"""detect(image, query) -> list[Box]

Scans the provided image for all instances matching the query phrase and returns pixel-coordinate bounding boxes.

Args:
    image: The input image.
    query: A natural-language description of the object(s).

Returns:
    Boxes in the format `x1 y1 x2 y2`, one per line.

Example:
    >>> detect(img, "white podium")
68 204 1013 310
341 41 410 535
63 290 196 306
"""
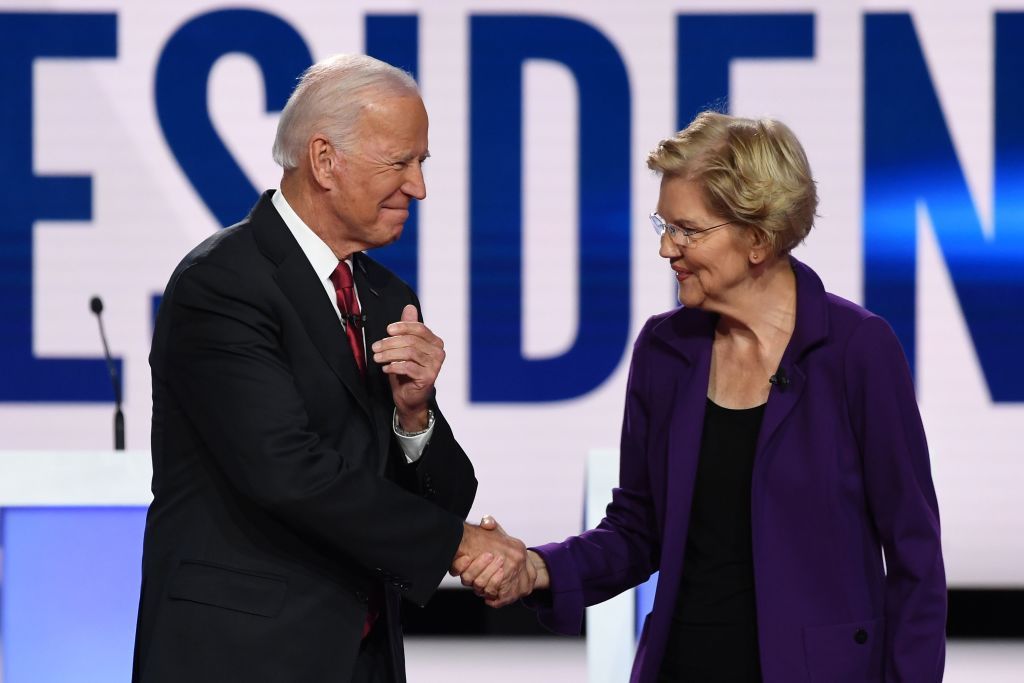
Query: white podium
0 450 153 506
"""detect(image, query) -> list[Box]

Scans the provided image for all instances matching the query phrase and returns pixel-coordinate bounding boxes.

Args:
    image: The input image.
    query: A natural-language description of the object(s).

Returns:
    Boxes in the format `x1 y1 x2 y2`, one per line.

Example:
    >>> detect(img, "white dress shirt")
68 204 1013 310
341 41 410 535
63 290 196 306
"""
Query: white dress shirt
271 189 433 463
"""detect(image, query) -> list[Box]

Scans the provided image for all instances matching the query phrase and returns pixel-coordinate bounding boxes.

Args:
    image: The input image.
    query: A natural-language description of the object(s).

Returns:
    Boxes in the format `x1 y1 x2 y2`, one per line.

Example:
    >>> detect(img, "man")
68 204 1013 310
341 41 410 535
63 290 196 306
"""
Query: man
133 54 530 683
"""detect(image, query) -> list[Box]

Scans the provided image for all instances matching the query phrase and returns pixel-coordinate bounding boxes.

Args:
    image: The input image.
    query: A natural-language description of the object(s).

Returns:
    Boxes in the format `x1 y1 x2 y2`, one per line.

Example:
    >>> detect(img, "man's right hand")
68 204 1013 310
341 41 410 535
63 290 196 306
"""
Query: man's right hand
450 516 543 607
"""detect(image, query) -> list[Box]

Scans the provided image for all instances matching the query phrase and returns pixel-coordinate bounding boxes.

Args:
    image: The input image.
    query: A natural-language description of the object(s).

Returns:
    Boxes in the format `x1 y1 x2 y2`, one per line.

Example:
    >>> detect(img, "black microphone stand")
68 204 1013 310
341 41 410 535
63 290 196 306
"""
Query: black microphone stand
90 296 125 450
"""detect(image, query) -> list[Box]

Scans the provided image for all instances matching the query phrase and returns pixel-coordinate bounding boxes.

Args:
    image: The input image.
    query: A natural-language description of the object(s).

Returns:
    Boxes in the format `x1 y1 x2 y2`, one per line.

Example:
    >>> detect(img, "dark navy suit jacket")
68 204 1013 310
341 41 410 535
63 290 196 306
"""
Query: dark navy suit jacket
533 258 945 683
134 192 476 682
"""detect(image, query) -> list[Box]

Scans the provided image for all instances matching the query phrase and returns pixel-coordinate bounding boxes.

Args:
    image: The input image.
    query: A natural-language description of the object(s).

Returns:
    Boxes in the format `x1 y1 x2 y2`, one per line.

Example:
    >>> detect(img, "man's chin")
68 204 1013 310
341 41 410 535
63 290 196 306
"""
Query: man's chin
368 224 404 249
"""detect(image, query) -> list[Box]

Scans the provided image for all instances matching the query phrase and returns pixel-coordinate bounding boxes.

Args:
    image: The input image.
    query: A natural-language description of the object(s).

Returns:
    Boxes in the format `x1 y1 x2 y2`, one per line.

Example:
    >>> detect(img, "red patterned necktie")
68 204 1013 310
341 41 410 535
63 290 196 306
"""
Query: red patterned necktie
329 261 366 380
329 261 380 637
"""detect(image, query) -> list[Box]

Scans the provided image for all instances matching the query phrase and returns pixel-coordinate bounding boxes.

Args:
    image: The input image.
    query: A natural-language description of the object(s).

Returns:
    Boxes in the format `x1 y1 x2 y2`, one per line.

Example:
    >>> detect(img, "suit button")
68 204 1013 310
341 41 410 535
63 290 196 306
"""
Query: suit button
854 628 868 644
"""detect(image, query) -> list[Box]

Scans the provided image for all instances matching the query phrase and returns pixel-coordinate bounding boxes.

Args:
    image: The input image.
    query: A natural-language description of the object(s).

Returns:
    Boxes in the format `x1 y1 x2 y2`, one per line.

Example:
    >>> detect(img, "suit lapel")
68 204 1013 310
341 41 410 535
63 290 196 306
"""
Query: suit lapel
251 191 373 422
353 253 397 476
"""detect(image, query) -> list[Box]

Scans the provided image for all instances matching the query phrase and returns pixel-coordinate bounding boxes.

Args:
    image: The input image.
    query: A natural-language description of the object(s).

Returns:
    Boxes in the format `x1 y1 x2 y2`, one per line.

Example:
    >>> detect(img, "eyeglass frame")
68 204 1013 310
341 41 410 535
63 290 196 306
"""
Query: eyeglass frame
649 212 733 247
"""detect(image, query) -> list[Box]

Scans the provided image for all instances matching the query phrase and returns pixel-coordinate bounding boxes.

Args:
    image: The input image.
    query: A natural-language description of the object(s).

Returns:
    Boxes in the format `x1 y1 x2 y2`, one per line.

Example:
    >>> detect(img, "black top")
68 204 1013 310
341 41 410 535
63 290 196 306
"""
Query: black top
657 398 766 683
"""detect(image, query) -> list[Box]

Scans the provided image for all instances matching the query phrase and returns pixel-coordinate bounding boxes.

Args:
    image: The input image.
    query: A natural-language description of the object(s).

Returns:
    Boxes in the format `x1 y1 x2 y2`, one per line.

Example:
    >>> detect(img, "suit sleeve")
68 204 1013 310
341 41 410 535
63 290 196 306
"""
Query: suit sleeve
527 319 662 634
403 406 476 518
844 316 946 682
159 262 463 606
390 291 477 519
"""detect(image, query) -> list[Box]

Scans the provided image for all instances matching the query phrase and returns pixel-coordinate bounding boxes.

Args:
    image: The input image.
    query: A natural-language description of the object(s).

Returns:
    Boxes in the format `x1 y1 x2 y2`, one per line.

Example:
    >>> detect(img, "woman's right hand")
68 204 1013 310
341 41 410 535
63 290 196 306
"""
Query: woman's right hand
527 550 549 591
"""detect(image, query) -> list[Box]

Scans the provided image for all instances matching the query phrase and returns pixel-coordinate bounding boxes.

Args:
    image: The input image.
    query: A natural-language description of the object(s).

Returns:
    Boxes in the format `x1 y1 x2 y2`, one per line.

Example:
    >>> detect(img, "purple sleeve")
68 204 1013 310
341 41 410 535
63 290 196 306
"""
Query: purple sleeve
526 320 662 634
844 316 946 681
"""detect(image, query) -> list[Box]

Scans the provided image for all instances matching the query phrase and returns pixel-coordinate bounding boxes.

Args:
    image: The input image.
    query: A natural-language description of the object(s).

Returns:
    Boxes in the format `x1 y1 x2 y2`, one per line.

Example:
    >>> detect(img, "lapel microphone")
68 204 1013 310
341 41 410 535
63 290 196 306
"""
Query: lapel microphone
769 367 790 390
342 312 367 327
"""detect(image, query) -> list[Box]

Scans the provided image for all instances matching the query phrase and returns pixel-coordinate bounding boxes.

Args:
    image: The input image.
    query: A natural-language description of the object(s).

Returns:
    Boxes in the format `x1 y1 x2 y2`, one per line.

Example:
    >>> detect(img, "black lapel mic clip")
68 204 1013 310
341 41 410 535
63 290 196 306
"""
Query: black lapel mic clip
769 367 790 390
342 312 367 327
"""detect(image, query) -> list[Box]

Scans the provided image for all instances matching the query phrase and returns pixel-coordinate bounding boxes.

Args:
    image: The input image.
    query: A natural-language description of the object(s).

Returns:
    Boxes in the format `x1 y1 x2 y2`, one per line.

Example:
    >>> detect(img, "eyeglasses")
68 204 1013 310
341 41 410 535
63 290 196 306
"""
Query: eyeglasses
649 212 732 247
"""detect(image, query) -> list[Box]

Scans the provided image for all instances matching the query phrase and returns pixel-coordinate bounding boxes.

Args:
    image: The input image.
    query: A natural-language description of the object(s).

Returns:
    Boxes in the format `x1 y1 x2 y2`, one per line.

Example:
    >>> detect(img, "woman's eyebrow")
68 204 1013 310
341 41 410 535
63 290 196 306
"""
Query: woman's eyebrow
664 214 695 226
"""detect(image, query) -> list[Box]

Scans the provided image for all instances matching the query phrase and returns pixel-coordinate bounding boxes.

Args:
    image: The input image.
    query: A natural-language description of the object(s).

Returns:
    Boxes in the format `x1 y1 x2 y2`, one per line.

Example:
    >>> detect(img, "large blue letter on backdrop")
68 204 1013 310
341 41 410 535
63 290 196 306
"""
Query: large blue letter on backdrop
156 9 312 228
865 13 1024 401
469 16 631 402
0 13 119 402
676 13 814 126
365 14 421 291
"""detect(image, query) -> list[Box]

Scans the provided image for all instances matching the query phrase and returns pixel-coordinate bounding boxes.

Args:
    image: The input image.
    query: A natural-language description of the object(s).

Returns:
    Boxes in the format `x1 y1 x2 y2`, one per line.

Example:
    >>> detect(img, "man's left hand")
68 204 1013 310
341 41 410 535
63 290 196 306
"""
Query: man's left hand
372 304 444 430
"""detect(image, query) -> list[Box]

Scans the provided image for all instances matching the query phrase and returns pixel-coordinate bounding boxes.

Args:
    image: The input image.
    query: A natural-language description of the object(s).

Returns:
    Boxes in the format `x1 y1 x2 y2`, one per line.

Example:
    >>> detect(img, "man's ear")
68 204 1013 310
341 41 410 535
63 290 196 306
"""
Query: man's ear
308 134 338 190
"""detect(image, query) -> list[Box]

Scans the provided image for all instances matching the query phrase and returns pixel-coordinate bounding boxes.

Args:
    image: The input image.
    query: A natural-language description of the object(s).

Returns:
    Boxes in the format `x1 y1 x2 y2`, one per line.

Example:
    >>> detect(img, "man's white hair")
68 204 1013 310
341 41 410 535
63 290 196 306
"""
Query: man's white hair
272 54 420 170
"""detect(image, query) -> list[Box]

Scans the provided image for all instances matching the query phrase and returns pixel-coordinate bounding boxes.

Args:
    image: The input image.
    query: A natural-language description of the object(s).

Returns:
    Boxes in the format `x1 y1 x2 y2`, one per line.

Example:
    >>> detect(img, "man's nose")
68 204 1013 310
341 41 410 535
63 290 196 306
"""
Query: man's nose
403 162 426 200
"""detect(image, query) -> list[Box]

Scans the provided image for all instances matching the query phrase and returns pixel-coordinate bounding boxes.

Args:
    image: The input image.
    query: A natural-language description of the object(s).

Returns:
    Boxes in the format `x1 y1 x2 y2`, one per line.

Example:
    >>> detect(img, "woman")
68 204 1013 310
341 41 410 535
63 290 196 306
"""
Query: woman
464 112 946 682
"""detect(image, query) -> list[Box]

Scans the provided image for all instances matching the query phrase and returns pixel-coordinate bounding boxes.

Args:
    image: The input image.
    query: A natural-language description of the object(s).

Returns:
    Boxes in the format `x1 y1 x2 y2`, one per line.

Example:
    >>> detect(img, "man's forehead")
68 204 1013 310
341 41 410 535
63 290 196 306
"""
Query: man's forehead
356 97 427 142
360 94 426 123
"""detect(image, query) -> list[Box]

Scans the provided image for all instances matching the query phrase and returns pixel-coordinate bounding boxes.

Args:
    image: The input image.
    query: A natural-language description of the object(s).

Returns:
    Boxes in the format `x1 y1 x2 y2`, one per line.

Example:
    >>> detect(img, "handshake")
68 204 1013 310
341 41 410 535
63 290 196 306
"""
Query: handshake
450 516 549 607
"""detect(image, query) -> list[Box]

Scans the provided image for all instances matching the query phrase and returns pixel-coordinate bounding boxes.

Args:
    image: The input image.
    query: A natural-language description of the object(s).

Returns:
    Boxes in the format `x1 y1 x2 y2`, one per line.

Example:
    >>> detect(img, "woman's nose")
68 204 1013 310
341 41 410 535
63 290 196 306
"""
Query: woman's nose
659 231 682 259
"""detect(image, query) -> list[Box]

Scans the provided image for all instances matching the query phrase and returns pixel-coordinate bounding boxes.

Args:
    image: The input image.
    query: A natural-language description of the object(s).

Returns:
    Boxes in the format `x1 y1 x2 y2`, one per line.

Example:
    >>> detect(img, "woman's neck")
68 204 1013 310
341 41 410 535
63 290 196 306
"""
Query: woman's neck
713 256 797 350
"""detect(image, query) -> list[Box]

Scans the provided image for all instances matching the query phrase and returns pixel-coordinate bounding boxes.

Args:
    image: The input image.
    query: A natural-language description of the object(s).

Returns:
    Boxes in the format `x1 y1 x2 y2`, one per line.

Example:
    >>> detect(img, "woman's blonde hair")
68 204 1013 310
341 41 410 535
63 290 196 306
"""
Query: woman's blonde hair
647 111 818 255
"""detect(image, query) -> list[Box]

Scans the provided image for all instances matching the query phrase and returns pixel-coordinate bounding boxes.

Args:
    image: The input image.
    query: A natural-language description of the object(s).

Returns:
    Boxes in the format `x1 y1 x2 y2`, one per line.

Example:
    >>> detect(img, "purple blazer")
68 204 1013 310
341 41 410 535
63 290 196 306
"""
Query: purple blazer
532 259 946 682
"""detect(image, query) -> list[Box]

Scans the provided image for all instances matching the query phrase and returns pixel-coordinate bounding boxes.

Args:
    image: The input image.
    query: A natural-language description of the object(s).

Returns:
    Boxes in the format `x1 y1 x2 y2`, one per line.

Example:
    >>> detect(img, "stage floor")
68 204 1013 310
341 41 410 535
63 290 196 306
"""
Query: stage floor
0 636 1018 680
404 637 1024 681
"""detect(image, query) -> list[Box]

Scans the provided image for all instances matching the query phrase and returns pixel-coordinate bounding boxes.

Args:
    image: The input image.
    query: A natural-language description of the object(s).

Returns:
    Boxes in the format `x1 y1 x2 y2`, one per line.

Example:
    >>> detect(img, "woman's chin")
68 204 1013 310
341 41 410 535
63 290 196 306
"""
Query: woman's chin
676 285 704 309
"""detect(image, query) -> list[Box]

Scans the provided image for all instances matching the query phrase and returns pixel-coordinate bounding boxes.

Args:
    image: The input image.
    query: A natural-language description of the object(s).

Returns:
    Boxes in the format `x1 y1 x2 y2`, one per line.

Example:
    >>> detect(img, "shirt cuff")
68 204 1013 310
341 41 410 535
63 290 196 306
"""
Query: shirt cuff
393 408 435 463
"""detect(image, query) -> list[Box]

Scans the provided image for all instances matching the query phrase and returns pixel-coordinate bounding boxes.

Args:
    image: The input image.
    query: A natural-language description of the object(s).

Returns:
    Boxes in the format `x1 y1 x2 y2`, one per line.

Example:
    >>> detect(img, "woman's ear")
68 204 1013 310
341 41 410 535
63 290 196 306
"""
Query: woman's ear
749 229 770 265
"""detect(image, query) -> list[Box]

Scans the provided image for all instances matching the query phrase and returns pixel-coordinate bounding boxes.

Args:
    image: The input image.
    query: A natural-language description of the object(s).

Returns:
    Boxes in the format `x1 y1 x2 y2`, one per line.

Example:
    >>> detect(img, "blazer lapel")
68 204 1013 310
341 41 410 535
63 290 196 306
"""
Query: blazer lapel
755 257 829 461
755 356 806 461
663 344 711 558
251 191 373 421
650 311 715 586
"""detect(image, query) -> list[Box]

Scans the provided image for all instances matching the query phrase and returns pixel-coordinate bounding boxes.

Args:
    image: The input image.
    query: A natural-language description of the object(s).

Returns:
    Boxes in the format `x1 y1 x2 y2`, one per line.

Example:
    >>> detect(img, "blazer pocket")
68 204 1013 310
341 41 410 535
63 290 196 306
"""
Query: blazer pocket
168 560 288 618
803 617 885 683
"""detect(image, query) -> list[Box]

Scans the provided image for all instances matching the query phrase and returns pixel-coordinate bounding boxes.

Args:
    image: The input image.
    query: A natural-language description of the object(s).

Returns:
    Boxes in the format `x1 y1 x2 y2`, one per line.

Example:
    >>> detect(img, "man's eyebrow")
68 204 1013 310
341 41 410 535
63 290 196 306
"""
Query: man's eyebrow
395 151 431 163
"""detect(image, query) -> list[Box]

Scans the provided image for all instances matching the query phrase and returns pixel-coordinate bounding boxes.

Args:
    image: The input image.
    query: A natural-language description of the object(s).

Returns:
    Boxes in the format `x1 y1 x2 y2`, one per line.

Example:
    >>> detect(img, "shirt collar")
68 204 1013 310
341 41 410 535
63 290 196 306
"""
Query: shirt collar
271 188 345 281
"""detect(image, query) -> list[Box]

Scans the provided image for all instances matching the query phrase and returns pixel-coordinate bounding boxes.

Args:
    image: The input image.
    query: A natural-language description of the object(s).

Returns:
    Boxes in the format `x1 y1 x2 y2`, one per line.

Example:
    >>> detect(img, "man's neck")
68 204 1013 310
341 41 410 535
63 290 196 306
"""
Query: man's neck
279 173 357 260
